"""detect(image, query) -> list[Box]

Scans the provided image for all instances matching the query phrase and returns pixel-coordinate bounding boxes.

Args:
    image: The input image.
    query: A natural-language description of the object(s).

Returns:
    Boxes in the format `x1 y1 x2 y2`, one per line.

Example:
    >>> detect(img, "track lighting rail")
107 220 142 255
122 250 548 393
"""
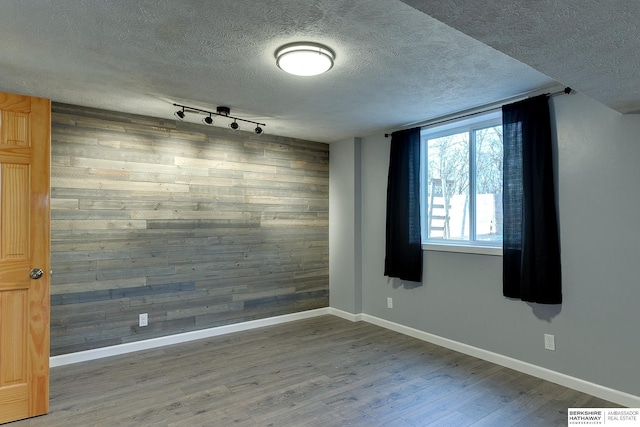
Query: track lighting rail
173 103 265 134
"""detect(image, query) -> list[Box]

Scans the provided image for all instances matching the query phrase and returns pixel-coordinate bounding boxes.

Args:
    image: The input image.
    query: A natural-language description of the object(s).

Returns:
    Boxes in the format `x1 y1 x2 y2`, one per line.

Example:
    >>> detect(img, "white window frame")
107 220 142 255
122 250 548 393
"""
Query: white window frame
420 110 503 256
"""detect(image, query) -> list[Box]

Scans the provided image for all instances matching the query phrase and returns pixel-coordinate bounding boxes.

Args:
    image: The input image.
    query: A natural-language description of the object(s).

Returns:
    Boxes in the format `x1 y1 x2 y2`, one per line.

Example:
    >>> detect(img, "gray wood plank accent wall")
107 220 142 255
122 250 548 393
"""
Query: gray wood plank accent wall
49 103 329 356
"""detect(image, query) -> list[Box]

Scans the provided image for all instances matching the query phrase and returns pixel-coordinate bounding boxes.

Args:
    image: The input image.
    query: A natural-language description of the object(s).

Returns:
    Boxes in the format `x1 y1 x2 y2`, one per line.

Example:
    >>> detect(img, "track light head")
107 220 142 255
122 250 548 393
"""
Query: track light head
254 126 263 135
229 120 239 131
203 115 213 125
174 108 185 120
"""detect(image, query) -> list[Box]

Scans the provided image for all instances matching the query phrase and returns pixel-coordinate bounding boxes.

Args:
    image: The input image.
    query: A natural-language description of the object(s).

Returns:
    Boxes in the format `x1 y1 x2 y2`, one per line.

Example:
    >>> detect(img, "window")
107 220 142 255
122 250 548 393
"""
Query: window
420 111 503 249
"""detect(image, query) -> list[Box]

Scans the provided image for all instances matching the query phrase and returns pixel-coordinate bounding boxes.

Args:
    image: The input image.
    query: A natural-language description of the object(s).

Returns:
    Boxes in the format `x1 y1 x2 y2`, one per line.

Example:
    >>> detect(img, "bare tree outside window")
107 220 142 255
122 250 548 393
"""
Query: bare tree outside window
423 118 503 244
427 132 468 240
475 125 503 241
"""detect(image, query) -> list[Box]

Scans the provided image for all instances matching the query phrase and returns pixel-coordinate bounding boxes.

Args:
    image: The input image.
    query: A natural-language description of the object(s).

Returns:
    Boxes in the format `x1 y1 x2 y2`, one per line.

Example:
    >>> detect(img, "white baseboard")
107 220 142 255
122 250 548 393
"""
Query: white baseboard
359 313 640 408
327 307 363 322
50 307 331 368
49 306 640 407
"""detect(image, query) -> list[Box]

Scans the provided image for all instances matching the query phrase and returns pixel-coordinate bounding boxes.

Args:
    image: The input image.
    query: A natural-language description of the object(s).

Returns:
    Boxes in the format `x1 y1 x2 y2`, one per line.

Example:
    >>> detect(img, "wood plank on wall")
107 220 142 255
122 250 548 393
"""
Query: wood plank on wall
49 103 329 356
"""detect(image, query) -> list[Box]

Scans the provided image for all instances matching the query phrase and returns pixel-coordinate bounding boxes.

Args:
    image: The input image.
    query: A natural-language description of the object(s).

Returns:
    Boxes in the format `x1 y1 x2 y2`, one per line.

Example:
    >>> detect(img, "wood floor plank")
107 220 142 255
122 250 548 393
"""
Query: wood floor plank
6 316 622 426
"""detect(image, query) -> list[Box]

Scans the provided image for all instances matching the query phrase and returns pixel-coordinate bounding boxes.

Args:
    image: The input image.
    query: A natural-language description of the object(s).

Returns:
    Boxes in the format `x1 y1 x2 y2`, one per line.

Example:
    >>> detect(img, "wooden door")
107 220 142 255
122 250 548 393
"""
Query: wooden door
0 92 50 424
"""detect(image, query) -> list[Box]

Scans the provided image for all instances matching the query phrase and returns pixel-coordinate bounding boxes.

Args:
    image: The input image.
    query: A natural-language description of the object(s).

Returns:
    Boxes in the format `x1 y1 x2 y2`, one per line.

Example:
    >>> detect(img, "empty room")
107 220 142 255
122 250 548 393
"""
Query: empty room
1 1 639 426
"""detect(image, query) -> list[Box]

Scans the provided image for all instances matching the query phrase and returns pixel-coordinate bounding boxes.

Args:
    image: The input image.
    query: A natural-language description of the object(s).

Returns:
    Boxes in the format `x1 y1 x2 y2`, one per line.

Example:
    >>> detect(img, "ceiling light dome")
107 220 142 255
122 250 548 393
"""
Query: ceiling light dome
276 42 335 76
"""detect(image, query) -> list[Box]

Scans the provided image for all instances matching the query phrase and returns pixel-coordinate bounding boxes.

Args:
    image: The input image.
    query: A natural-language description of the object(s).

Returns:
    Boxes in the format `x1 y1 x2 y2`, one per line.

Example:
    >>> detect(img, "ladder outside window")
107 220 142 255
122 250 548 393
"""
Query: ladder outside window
428 178 455 239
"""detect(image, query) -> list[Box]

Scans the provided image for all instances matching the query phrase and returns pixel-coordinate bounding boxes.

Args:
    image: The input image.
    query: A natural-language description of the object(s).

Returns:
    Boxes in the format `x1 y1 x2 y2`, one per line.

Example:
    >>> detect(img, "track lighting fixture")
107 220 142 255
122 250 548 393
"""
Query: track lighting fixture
172 103 265 133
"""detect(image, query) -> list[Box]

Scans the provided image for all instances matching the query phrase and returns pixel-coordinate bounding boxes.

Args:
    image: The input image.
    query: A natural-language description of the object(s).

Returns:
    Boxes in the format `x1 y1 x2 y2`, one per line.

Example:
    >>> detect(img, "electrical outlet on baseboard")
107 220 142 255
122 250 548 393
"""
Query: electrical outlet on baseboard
387 297 393 309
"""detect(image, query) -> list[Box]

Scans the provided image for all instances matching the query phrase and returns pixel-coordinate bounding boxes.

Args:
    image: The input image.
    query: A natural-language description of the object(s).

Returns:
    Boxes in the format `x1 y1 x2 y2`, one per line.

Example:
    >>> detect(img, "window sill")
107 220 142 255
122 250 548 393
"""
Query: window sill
422 242 502 256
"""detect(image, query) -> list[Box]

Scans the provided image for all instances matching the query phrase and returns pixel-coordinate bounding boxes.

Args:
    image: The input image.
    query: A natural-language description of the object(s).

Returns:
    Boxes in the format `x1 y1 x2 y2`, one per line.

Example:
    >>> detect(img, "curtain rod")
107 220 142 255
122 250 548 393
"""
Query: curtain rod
384 86 572 138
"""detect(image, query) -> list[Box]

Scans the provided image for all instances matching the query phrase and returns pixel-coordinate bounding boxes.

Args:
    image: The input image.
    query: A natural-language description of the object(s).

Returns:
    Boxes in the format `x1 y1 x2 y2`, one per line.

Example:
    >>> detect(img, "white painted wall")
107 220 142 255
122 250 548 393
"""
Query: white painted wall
330 92 640 398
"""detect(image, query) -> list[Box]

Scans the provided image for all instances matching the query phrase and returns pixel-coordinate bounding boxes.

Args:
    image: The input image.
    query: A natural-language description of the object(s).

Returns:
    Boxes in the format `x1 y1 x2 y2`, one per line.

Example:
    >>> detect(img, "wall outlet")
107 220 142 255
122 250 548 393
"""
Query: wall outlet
139 313 148 327
387 297 393 309
544 333 555 351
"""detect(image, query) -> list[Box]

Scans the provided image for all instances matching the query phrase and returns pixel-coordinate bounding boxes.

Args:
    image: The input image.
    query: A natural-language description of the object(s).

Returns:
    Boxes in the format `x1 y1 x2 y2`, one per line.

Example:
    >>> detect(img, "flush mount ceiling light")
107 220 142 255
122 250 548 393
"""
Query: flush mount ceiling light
275 42 335 76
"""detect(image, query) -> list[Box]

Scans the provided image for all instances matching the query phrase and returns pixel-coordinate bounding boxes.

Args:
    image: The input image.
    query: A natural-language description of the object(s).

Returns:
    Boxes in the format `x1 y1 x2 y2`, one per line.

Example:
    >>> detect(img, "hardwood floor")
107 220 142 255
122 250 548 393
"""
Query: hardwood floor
7 316 619 426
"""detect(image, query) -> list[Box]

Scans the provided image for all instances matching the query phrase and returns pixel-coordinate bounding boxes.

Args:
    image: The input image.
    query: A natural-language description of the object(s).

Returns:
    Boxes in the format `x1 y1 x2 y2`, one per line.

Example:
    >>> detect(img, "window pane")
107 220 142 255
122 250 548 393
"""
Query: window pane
427 133 469 241
475 125 503 242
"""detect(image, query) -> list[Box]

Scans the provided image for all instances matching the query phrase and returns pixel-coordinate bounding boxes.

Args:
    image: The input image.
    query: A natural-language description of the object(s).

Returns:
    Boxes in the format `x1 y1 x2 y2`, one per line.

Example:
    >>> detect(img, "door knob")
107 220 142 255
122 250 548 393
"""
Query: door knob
29 268 44 280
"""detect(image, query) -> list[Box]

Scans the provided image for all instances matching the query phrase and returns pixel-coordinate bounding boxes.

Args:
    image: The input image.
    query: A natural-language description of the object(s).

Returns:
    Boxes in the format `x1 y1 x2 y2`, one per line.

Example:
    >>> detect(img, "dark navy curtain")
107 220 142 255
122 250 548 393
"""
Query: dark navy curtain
502 95 562 304
384 127 422 283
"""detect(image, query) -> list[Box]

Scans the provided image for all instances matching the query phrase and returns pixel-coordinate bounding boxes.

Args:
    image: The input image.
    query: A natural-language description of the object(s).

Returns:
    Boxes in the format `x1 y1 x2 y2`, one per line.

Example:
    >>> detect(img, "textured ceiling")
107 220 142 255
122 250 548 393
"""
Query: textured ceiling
0 1 634 142
401 0 640 114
